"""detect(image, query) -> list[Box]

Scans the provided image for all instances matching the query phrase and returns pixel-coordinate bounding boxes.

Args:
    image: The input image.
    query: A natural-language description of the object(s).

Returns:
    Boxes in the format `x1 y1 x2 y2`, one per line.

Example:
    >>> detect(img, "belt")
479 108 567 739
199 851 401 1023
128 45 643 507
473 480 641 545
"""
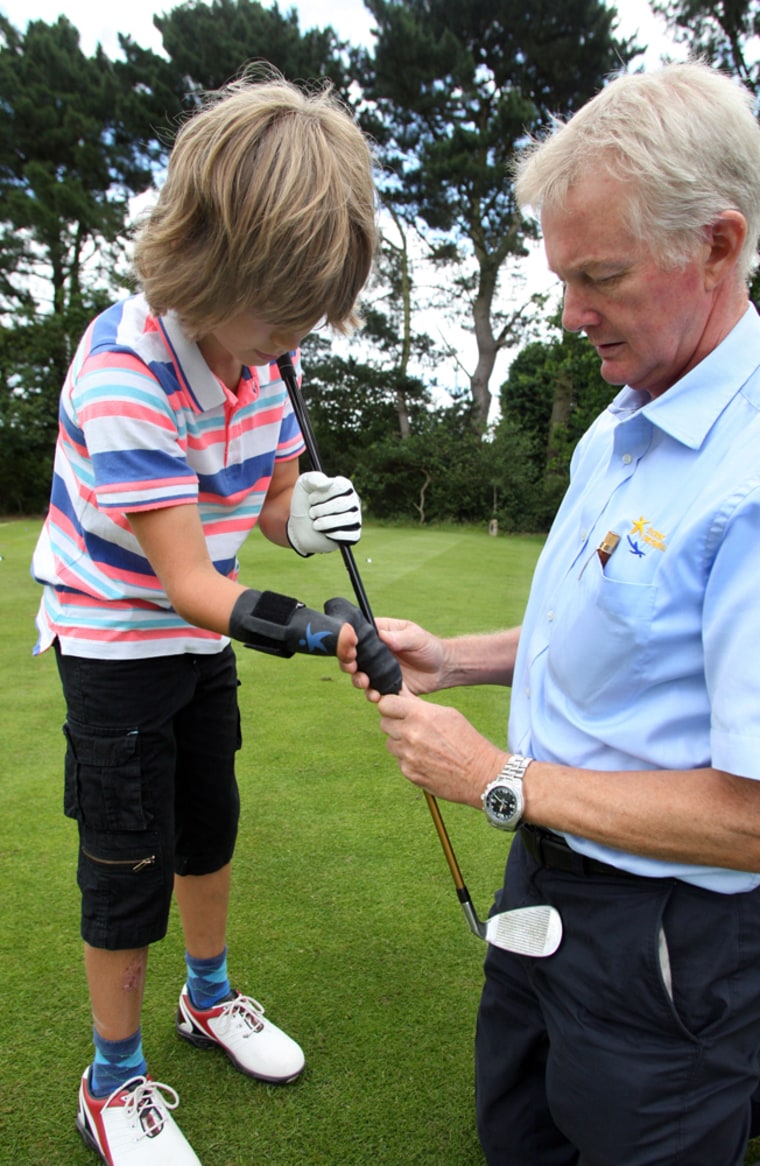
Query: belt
518 824 639 879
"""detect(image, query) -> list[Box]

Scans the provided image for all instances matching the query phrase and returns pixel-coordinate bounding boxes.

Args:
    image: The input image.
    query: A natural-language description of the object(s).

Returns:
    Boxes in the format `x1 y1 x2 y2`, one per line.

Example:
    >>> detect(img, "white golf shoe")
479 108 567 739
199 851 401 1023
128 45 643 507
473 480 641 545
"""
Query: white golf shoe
77 1069 201 1165
176 985 305 1083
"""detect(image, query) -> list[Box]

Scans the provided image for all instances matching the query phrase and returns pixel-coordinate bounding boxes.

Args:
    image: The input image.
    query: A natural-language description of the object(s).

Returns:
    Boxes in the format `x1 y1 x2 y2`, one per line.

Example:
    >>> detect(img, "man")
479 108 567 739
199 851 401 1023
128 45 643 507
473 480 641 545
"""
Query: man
340 62 760 1165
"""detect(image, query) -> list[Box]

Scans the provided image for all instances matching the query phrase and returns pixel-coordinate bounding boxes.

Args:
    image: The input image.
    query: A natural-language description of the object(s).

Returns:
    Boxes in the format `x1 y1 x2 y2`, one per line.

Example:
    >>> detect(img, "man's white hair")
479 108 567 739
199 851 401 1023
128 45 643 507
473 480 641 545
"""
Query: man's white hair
515 60 760 281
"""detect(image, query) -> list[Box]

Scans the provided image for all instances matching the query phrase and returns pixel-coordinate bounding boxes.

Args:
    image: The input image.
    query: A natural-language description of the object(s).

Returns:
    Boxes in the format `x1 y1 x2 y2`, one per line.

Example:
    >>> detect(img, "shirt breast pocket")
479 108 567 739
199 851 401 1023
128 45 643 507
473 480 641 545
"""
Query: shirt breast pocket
546 564 658 709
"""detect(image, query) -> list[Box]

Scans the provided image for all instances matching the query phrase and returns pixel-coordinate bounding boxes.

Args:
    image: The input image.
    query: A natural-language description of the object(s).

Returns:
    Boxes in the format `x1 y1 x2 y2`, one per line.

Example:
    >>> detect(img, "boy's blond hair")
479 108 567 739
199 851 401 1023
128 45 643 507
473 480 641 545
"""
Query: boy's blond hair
133 70 377 339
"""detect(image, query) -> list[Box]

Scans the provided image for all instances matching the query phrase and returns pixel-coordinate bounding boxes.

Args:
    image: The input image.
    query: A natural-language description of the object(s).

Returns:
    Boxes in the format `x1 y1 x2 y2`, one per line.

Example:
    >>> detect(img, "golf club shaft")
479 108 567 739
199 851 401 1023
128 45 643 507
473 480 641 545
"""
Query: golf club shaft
277 353 484 934
424 789 488 939
423 788 466 891
278 355 375 625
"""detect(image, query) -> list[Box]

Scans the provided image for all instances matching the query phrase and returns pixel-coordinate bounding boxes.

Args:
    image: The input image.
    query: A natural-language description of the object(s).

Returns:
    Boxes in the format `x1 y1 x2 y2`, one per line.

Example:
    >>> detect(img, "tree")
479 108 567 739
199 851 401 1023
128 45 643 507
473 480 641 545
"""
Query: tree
150 0 353 99
356 203 447 441
0 15 162 512
357 0 636 432
0 301 105 513
355 396 493 523
490 319 616 530
0 16 156 325
652 0 760 89
296 330 492 526
298 325 434 462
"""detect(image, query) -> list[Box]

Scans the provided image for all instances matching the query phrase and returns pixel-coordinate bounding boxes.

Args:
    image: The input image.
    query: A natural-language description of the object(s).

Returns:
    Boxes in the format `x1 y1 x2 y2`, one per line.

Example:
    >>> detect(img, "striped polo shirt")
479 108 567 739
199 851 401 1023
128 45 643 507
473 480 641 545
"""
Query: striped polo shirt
32 293 305 659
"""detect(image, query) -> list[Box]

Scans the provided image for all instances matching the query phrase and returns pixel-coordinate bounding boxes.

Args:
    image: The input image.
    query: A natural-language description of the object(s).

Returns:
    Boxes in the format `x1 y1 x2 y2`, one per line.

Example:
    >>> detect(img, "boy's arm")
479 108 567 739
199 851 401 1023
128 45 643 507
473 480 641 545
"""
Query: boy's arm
128 502 397 687
259 458 363 556
128 503 243 632
257 458 299 547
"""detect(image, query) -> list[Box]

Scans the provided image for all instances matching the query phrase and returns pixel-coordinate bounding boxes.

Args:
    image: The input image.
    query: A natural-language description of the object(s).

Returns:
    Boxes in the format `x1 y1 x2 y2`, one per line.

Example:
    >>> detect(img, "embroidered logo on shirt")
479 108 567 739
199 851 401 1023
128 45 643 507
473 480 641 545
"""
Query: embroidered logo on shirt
627 516 667 557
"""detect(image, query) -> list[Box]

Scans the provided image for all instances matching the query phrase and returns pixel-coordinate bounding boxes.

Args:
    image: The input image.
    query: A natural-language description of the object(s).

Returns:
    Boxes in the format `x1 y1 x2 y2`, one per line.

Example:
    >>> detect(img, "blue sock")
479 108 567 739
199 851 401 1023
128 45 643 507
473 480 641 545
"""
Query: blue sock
90 1028 147 1098
185 947 231 1010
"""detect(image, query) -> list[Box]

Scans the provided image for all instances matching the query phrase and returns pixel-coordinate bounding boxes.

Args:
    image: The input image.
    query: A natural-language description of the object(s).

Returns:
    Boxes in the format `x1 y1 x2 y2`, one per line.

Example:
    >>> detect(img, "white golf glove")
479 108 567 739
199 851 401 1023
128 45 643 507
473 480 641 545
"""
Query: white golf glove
287 471 362 556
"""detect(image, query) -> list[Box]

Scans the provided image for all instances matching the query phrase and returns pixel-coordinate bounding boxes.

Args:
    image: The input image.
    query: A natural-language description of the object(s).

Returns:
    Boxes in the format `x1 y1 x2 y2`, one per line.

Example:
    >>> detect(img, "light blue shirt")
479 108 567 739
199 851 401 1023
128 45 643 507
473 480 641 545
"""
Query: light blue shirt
509 305 760 892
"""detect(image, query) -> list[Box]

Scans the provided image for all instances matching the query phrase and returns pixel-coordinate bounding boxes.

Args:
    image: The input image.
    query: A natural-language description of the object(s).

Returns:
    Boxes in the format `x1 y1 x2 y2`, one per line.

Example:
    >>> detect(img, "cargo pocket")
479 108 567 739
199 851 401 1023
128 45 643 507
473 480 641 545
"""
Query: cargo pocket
63 717 147 832
77 826 169 948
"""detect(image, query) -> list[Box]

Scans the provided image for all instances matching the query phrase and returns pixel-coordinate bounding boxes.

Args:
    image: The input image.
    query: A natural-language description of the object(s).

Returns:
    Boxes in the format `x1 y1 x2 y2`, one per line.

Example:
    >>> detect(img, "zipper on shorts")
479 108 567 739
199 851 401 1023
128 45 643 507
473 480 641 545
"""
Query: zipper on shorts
82 848 156 873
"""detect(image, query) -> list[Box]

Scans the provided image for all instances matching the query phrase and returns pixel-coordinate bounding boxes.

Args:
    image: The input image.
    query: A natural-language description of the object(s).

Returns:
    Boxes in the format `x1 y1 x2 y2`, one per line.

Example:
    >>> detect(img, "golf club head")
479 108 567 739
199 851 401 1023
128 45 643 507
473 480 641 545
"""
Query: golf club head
484 904 562 957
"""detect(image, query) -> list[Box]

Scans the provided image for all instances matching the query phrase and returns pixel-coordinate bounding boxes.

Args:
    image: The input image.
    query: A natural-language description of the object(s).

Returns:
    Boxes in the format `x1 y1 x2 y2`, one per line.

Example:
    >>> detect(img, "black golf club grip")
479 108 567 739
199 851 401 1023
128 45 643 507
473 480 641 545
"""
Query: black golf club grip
324 596 402 696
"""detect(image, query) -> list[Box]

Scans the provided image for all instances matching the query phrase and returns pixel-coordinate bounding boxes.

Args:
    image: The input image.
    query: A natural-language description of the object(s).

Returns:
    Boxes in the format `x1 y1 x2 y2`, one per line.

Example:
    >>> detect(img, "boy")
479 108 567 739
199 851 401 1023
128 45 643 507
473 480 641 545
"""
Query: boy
32 71 378 1165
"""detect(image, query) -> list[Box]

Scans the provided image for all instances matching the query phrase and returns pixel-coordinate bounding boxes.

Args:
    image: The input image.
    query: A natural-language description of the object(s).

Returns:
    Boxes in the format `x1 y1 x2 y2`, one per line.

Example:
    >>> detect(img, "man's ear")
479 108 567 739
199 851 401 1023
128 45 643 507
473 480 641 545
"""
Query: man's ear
704 210 747 289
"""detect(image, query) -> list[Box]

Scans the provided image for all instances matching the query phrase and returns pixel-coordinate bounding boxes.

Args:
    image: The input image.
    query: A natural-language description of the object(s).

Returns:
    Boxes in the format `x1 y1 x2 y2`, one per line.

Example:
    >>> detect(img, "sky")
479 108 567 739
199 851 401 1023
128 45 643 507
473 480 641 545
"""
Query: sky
0 0 680 68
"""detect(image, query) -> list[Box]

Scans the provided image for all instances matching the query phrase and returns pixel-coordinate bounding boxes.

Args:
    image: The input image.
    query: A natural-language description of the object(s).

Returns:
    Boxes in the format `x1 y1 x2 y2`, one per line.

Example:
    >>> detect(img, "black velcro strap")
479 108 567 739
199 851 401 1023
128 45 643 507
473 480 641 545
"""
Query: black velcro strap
252 590 301 624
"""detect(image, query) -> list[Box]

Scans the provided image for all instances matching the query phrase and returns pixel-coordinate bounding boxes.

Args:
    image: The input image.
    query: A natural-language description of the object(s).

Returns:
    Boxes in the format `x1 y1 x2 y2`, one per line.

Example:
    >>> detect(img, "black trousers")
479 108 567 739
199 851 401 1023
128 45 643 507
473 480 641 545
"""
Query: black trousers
475 837 760 1166
56 646 241 949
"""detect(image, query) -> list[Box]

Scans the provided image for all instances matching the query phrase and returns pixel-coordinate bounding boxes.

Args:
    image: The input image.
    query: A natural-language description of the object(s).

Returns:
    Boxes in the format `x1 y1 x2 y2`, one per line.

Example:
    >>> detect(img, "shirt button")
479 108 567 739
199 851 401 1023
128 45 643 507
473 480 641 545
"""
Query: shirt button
622 453 633 464
547 610 554 621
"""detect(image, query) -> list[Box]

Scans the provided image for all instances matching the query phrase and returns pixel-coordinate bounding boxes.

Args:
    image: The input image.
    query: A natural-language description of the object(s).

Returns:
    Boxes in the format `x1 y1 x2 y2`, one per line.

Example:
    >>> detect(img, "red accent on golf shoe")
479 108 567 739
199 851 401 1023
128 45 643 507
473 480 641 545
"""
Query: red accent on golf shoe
176 985 305 1083
76 1069 201 1165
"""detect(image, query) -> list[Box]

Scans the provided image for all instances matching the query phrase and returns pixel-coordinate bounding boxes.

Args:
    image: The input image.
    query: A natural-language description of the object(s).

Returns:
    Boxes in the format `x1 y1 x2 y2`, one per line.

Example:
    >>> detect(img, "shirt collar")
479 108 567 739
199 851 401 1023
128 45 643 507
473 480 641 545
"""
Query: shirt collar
157 311 263 411
610 304 760 450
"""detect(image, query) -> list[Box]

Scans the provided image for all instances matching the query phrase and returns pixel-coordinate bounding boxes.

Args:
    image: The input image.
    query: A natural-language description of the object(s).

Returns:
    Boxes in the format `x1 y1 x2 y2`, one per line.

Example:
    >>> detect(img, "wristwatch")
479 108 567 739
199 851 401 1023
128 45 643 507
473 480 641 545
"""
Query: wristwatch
481 754 533 831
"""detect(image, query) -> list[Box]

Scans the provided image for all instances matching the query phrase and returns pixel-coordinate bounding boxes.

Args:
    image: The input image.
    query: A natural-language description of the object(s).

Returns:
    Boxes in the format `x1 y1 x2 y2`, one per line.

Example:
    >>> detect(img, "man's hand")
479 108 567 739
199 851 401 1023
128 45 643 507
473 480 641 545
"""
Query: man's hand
377 692 504 808
287 471 361 556
338 616 447 699
324 597 402 696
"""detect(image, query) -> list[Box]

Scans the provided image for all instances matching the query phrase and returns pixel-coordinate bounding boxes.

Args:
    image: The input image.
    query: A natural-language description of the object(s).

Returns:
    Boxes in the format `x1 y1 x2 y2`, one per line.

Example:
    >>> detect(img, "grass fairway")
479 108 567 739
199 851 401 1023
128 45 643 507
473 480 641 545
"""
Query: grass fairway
5 517 756 1165
0 519 542 1165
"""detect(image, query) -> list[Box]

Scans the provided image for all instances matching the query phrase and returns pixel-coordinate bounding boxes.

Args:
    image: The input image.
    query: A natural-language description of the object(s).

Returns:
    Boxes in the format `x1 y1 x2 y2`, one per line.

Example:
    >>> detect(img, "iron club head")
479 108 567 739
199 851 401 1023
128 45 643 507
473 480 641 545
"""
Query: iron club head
458 881 561 957
484 904 562 957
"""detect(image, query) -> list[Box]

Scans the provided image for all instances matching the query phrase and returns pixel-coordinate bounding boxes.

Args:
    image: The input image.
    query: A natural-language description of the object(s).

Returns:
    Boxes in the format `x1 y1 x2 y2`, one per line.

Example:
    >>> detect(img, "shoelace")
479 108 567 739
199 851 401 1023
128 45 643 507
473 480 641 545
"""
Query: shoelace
105 1076 180 1138
216 994 265 1035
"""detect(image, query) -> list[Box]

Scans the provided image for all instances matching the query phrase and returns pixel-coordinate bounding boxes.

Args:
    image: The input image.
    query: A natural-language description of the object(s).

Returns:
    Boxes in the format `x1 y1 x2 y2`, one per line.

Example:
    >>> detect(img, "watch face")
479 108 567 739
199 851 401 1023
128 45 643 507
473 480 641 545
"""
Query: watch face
486 785 520 823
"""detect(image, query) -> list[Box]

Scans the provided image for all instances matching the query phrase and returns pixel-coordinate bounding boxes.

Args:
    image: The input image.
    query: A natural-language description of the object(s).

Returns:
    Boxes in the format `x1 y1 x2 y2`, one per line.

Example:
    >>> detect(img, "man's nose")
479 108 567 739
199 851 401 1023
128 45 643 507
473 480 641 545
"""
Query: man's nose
561 284 601 333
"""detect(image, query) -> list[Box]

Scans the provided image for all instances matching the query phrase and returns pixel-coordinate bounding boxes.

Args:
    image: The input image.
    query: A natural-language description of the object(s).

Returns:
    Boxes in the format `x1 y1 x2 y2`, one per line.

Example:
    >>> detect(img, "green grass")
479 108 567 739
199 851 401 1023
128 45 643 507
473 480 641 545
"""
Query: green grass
3 517 758 1165
0 519 542 1165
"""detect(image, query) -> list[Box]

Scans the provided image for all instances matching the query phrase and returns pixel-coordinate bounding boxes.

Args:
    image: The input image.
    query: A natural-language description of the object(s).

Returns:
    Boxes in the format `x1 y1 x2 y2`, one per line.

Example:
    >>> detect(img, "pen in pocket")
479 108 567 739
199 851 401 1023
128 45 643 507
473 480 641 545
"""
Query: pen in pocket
597 531 620 568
